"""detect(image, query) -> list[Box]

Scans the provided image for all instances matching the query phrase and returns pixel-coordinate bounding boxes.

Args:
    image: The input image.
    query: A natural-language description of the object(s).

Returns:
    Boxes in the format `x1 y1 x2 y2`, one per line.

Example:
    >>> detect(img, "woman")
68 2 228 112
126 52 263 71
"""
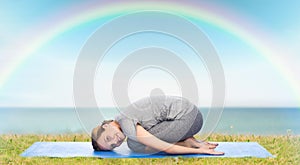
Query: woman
91 95 224 155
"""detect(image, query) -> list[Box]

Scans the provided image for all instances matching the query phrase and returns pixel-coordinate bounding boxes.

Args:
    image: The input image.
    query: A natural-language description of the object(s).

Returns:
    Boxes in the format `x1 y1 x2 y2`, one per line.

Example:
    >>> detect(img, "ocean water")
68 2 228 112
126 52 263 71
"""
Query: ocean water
0 107 299 135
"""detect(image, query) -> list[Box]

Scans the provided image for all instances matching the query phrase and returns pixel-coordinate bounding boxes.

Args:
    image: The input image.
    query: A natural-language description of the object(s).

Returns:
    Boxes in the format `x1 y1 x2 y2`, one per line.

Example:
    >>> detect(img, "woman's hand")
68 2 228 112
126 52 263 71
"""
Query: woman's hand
176 138 223 155
180 137 218 149
136 124 224 155
194 145 224 155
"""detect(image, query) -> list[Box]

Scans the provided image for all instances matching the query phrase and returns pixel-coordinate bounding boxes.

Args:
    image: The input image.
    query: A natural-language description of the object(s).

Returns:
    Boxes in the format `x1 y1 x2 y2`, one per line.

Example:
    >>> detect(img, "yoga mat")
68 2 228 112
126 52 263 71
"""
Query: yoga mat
21 142 274 158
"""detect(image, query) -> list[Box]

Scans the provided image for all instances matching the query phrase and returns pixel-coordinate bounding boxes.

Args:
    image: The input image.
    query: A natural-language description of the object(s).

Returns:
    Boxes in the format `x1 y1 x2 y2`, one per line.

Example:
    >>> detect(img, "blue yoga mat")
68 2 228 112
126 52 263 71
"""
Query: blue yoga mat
21 142 274 158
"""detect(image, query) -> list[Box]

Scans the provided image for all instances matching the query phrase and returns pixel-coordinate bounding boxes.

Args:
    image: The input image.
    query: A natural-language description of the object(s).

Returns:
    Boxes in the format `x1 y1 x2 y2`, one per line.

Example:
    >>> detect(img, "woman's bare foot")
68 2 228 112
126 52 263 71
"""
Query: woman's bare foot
175 137 223 155
176 137 219 149
186 137 218 149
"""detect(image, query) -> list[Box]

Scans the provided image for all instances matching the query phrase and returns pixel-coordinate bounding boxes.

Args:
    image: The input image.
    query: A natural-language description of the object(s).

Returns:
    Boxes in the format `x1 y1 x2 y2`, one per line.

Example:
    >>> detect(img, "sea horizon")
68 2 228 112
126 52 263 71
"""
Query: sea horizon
1 107 299 135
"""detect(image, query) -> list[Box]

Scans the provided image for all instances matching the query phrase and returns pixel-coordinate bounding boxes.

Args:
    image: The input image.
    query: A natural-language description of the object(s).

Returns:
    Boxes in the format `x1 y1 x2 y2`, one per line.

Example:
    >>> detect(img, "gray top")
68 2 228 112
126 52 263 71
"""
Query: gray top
115 95 195 141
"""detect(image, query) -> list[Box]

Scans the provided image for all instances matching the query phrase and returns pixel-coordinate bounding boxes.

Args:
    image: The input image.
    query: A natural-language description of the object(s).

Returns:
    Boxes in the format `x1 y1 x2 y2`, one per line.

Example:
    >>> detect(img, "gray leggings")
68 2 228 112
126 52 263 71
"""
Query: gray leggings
127 106 203 153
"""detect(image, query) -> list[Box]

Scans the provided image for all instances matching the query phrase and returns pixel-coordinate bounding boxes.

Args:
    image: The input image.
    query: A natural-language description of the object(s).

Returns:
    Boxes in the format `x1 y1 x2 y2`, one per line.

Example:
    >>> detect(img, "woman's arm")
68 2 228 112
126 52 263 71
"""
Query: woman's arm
136 124 224 155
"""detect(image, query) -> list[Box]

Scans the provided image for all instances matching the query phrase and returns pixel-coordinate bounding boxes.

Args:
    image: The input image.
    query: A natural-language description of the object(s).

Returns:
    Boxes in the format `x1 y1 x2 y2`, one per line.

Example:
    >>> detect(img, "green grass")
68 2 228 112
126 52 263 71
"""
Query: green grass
1 134 299 164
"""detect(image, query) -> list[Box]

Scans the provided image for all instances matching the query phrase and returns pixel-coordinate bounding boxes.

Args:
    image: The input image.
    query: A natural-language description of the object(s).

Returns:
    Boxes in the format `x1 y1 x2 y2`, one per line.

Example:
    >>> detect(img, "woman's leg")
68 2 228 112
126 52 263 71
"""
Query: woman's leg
148 106 203 143
127 106 203 153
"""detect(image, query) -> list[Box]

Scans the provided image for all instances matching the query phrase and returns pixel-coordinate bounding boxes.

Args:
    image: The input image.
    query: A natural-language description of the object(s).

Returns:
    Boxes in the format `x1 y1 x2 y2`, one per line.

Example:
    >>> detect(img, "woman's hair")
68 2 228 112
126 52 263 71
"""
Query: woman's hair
91 120 114 151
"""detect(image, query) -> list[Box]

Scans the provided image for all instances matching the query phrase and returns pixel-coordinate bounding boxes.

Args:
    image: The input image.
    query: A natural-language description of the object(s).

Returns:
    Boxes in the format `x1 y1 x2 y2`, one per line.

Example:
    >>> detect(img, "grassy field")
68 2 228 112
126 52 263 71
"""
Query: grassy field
1 134 299 164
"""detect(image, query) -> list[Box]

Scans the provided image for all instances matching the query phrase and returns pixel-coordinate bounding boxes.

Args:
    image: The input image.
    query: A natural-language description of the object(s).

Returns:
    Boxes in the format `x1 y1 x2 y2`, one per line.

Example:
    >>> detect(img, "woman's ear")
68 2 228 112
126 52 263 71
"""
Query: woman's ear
102 123 109 129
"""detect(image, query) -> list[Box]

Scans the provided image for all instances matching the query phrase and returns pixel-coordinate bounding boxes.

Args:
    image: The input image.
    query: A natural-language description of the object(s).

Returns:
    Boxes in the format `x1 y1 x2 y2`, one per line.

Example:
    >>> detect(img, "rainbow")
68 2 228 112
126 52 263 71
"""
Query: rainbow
1 1 300 105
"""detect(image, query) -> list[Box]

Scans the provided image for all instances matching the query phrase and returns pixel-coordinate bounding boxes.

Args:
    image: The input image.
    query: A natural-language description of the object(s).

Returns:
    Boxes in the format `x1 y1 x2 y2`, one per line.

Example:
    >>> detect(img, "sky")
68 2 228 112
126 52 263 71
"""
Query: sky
0 0 300 107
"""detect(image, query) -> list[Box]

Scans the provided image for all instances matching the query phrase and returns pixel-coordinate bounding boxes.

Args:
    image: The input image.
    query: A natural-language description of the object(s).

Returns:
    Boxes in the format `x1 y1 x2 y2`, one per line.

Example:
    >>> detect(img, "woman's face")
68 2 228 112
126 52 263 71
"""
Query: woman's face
96 123 126 150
